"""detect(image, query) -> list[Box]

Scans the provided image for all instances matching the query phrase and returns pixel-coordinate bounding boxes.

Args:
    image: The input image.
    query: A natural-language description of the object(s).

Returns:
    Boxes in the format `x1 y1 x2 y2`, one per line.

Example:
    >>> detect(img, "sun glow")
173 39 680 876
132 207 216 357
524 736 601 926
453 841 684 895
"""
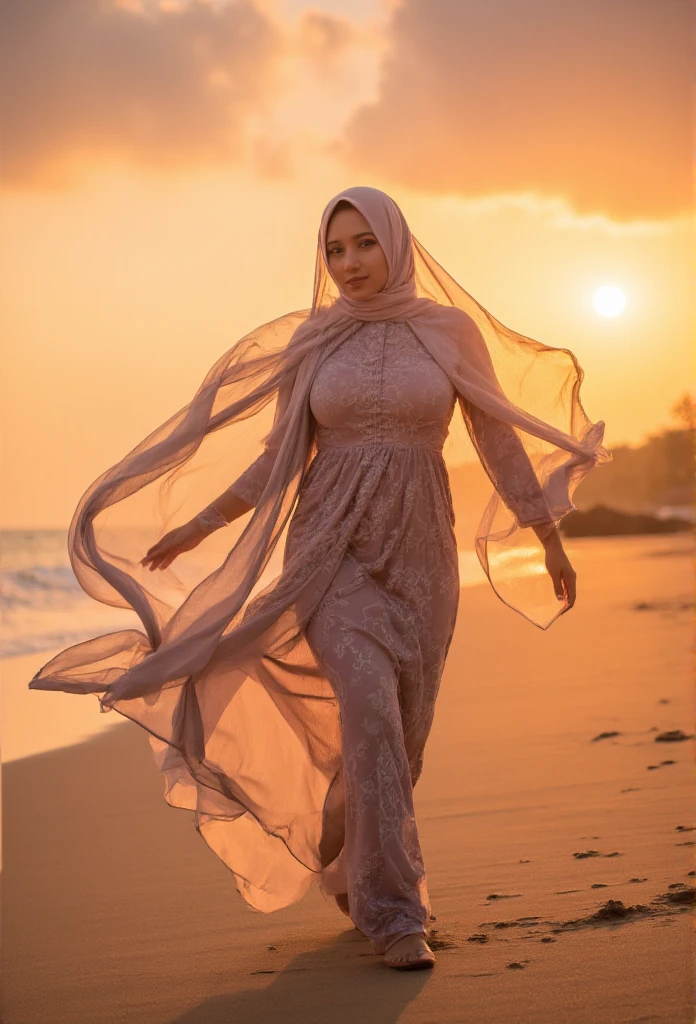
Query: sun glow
592 285 627 317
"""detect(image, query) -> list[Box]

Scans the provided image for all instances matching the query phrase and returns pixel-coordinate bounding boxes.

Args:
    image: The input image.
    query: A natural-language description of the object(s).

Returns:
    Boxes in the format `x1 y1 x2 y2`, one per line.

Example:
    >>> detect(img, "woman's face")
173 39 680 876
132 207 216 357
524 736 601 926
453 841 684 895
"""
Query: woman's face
325 205 389 299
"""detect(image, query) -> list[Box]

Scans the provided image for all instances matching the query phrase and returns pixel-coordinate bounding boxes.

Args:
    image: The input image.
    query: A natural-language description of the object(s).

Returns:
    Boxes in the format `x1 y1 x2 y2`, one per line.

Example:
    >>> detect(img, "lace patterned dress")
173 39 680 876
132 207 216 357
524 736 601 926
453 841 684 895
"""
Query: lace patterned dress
229 319 461 954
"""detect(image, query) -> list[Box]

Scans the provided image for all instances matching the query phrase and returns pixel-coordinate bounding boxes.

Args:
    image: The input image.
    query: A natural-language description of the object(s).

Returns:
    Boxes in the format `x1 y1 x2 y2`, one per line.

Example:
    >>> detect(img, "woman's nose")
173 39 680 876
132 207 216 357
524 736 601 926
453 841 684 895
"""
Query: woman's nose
344 248 360 272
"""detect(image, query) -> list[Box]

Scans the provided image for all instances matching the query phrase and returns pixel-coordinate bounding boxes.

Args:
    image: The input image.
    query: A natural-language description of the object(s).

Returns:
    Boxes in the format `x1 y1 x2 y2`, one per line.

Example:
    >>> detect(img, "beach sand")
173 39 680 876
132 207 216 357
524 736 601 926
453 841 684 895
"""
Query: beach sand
2 532 693 1023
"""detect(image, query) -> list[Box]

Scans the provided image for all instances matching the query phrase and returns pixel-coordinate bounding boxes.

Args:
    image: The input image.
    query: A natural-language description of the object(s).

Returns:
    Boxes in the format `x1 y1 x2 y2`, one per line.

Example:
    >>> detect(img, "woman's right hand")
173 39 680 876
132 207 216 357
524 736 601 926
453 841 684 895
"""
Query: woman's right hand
140 520 206 572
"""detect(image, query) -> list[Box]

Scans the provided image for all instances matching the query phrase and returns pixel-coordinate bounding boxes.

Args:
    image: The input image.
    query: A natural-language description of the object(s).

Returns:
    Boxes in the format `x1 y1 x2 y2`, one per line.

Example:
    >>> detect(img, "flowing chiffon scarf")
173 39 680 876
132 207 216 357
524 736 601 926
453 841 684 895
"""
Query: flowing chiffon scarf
29 186 611 909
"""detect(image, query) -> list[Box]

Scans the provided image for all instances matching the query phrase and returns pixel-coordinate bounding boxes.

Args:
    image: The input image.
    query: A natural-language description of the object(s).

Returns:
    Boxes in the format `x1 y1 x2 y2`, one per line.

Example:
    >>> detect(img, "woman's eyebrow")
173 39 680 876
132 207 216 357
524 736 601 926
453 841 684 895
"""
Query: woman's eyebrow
326 231 375 246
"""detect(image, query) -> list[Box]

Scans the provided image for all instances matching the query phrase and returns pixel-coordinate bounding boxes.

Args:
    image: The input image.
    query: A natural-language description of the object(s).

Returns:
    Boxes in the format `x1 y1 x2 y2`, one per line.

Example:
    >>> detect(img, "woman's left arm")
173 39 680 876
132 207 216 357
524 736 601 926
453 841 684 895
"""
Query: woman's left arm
531 519 577 608
459 396 577 609
452 309 579 609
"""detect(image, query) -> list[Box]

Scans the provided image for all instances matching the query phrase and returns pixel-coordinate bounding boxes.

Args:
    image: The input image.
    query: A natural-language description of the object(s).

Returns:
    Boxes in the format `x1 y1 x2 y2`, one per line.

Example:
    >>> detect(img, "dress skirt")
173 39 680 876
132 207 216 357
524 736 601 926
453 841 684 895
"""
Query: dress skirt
288 440 460 952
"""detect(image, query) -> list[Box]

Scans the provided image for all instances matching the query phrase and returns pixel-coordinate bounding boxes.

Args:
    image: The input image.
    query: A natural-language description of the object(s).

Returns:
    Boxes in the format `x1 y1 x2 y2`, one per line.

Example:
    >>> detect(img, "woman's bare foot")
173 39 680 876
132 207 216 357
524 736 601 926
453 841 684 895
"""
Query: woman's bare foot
335 893 351 918
384 934 435 970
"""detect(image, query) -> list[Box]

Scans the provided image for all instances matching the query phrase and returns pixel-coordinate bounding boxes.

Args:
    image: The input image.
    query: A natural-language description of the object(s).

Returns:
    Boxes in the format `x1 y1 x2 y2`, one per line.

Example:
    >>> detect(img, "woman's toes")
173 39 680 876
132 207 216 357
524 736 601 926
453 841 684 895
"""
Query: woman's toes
384 934 435 969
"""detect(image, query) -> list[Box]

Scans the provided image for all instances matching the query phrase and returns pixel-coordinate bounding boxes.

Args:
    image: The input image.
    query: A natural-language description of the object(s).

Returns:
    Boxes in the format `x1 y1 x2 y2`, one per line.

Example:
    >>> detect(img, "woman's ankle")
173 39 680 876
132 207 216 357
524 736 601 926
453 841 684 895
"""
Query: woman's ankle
382 930 427 955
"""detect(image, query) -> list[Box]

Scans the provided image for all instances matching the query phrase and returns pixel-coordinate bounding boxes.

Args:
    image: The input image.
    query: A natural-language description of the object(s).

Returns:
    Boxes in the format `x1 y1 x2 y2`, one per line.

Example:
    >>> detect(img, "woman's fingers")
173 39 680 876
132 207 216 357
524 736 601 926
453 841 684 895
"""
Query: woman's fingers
547 550 577 608
148 557 172 572
141 538 180 570
551 566 564 601
564 565 577 608
141 541 166 566
141 523 200 570
558 565 576 608
142 553 164 568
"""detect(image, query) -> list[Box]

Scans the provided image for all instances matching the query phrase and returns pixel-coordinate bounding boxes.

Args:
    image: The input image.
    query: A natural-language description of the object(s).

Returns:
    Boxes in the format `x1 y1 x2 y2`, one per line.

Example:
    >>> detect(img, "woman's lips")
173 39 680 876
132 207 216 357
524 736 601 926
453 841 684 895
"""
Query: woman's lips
346 276 368 287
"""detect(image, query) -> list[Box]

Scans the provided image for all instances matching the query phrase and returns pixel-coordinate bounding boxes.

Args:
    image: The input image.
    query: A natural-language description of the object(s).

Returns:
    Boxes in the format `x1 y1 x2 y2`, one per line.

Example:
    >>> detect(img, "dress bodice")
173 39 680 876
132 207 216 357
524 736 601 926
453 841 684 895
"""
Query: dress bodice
309 320 456 452
226 316 551 529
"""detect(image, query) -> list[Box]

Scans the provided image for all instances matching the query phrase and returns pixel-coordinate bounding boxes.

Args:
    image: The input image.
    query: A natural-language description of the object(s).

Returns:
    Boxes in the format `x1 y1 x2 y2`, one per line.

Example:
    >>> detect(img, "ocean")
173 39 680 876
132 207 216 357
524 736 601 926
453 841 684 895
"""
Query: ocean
0 529 142 660
1 529 487 661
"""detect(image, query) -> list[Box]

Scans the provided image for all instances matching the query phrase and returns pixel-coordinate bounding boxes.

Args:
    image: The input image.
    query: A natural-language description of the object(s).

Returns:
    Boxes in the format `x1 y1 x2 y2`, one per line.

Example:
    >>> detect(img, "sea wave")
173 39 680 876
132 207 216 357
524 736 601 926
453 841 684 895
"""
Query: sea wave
1 565 84 609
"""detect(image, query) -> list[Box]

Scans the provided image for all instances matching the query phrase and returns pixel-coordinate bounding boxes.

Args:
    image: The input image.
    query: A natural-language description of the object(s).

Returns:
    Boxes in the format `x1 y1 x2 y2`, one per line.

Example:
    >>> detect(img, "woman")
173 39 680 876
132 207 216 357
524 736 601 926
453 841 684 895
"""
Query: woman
30 187 610 971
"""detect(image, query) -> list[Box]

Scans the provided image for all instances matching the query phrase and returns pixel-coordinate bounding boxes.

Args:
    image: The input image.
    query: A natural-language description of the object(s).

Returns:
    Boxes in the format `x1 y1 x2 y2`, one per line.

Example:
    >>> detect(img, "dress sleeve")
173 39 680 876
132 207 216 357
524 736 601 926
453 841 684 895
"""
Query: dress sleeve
450 307 555 528
225 371 296 509
458 396 554 527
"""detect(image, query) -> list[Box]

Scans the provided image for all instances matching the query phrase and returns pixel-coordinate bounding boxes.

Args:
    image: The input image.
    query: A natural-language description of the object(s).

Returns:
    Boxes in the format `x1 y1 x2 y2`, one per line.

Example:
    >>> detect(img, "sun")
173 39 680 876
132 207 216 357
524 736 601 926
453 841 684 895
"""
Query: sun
593 285 627 317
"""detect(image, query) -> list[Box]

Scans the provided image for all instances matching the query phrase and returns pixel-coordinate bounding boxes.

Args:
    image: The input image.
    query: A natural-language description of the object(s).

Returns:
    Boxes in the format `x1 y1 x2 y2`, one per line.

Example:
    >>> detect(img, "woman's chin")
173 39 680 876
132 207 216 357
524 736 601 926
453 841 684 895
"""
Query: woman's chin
342 284 379 299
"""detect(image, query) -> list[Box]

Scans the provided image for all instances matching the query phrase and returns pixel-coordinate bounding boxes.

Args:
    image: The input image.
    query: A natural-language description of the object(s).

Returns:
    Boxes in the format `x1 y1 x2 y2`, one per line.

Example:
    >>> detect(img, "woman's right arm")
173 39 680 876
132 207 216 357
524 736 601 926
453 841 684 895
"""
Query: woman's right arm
204 448 276 523
141 370 296 571
202 367 297 522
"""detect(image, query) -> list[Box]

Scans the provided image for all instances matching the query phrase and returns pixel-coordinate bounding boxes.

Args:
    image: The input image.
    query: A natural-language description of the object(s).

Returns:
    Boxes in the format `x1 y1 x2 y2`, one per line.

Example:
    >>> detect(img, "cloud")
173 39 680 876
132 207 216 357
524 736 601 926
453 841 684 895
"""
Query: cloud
0 0 282 189
296 9 359 66
250 134 294 178
338 0 692 220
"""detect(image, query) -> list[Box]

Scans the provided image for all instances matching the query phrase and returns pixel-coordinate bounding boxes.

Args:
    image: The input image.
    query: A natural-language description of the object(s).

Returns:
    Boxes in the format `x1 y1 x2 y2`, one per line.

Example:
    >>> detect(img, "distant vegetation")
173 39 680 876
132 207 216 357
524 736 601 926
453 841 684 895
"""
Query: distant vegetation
448 393 694 541
560 505 691 537
574 393 694 516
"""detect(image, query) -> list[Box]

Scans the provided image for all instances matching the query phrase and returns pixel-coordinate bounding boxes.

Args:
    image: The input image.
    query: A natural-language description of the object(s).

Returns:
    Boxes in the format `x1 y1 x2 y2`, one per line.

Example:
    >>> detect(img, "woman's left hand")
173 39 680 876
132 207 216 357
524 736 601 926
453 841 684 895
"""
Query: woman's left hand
543 531 577 609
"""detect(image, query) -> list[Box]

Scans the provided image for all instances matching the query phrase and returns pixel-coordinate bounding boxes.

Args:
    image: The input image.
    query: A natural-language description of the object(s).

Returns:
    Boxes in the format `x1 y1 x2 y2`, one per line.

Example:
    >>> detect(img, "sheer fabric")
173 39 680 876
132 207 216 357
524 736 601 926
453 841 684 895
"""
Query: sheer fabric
30 187 611 939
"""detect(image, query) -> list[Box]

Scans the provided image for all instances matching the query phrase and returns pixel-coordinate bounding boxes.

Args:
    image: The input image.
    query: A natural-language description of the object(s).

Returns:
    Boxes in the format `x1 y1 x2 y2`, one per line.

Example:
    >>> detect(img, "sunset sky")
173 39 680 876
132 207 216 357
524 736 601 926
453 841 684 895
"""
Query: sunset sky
1 0 692 528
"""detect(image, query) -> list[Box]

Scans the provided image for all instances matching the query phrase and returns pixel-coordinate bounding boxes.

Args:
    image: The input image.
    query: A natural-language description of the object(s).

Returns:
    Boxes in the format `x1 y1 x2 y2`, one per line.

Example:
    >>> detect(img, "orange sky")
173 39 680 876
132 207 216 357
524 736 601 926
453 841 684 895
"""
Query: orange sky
0 0 692 528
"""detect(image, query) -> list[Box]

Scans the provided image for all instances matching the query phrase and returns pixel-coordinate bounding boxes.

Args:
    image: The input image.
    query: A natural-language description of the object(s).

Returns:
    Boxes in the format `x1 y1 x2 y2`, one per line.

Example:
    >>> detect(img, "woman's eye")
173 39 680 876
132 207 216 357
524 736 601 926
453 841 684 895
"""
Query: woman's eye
327 239 374 257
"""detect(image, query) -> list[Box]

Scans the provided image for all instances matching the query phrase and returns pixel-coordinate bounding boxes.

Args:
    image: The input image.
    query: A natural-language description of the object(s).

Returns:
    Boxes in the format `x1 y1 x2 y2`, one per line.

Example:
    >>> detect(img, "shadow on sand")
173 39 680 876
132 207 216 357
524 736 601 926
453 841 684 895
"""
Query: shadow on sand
168 930 431 1024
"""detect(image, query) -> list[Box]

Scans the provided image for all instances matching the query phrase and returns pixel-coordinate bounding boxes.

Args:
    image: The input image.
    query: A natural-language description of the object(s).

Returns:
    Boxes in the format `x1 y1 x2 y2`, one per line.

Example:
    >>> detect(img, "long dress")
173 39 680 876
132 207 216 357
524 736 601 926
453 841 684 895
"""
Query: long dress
227 317 461 954
30 308 566 957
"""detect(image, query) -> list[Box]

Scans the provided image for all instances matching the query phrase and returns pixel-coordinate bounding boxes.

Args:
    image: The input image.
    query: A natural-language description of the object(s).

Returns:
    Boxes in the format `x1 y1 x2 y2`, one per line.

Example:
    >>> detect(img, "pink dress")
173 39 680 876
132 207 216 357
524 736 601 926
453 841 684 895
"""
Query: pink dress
229 319 461 953
28 306 563 957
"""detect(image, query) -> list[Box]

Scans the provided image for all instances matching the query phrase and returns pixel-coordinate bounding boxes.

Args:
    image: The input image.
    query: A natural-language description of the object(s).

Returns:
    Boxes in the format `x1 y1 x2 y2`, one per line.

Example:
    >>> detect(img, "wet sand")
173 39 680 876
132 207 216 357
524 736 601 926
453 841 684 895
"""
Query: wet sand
2 533 693 1023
